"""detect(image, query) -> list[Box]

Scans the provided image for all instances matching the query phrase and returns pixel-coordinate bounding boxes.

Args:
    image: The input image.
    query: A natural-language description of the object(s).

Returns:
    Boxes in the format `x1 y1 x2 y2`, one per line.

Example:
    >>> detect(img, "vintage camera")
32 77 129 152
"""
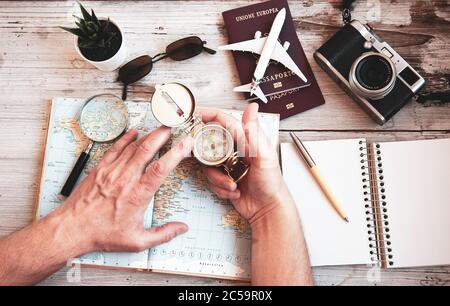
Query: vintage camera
314 20 425 125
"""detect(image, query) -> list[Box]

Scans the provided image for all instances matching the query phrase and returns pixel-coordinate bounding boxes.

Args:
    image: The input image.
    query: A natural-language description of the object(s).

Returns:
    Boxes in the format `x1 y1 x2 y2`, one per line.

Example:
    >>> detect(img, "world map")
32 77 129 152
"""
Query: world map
37 97 279 278
79 97 128 142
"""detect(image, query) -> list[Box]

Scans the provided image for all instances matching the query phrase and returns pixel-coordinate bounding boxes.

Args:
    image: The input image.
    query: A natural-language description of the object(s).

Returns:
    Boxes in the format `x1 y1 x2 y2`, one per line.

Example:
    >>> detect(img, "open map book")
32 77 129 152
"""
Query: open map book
37 97 280 280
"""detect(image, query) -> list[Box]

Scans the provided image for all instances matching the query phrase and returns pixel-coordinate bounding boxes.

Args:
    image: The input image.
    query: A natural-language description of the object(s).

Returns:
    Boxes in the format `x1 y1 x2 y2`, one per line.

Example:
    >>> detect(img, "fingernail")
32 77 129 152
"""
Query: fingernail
178 224 189 234
229 181 237 191
178 136 193 157
162 126 172 133
127 129 138 139
251 103 259 111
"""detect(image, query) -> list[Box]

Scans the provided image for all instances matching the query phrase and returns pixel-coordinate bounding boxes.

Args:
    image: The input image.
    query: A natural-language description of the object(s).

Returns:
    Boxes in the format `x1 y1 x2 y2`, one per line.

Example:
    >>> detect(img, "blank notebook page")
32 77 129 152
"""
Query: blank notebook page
377 138 450 268
281 139 372 267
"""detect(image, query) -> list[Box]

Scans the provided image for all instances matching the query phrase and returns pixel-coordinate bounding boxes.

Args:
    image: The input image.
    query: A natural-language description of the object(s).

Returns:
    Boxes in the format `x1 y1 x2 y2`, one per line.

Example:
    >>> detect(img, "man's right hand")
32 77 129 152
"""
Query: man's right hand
199 103 313 285
199 103 291 223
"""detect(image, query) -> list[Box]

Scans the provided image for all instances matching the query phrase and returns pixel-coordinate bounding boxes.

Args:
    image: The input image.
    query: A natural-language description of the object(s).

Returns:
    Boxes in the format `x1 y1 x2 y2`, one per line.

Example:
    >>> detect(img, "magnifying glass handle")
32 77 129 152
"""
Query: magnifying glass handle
60 142 94 197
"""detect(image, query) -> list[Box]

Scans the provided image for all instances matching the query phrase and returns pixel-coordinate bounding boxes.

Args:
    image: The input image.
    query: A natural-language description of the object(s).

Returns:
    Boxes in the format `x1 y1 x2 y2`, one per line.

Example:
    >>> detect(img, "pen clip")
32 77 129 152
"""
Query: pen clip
290 133 316 168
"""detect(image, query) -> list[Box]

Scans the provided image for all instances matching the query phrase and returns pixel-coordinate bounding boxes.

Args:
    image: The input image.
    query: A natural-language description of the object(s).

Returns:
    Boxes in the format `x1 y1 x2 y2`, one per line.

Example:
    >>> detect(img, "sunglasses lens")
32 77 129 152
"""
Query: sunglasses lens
166 36 203 61
118 55 153 84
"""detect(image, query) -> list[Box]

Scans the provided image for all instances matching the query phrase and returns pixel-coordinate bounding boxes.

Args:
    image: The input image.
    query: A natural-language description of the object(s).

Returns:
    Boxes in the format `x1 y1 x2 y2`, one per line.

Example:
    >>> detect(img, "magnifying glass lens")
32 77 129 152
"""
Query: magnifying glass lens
80 96 128 142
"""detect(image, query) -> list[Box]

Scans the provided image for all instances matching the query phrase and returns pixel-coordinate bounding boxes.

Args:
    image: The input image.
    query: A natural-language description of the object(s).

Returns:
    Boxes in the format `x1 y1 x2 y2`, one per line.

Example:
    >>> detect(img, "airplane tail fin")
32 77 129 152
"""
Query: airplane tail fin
217 44 234 51
233 84 268 104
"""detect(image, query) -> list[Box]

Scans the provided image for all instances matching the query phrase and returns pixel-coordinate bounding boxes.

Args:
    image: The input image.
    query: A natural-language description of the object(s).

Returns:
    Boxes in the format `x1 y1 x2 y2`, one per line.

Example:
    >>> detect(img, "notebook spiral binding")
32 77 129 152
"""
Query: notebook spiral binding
359 140 394 268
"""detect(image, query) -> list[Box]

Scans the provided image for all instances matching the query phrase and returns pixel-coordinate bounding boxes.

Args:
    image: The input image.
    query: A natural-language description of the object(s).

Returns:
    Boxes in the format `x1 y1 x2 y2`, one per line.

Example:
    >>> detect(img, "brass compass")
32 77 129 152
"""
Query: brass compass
151 83 249 183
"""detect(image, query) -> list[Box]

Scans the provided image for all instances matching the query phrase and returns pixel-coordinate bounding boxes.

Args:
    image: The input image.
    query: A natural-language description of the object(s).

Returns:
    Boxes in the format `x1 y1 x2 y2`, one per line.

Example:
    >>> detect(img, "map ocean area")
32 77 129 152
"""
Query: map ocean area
37 97 280 280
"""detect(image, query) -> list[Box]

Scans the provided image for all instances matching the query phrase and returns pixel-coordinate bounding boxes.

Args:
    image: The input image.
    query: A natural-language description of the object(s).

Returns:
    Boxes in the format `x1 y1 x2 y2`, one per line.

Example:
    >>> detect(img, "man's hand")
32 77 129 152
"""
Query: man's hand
0 127 193 285
199 104 313 285
61 127 192 253
200 103 290 222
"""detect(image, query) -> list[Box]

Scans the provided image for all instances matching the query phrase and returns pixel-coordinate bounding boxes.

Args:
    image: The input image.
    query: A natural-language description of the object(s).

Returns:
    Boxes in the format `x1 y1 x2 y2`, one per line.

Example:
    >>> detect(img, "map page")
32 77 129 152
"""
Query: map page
37 97 280 279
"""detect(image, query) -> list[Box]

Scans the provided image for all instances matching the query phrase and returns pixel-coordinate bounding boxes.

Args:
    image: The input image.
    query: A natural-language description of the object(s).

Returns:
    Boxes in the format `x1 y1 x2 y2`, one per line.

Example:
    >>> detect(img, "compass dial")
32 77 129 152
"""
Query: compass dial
193 124 234 166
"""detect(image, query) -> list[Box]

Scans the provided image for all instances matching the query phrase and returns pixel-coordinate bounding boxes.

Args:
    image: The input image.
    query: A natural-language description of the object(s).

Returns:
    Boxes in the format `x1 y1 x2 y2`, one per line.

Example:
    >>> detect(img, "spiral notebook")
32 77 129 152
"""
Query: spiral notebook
281 138 450 268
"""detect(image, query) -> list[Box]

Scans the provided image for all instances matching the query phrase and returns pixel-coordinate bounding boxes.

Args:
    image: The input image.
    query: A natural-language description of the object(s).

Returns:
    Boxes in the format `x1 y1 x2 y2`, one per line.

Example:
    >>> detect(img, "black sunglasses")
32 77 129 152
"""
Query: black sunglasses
118 36 216 100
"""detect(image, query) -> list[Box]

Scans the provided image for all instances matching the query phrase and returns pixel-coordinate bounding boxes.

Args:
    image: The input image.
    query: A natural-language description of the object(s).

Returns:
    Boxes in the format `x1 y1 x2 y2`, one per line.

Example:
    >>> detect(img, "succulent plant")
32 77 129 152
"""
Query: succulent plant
60 2 120 53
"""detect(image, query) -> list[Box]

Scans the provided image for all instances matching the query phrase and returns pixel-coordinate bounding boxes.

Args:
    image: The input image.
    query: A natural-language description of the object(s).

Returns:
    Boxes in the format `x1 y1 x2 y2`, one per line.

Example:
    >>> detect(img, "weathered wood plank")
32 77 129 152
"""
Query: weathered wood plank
36 264 450 286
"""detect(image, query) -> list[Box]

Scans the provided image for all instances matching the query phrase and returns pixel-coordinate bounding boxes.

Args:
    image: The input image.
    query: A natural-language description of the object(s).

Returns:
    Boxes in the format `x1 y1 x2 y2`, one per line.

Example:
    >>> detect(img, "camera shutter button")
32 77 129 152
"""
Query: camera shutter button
381 48 394 58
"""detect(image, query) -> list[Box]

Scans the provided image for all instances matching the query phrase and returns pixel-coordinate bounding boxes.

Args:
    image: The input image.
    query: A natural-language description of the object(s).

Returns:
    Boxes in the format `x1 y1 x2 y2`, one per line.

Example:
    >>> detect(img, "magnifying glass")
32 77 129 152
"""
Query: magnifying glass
60 94 129 197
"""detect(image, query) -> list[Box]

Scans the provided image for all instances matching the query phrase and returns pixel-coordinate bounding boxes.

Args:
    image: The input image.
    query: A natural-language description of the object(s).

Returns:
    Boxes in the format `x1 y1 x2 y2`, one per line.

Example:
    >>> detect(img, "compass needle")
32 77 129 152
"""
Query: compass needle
162 90 185 118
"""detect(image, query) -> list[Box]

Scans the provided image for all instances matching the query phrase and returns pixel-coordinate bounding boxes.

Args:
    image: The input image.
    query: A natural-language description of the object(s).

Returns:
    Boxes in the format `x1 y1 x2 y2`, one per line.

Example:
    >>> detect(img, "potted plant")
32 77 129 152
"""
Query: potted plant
60 2 126 71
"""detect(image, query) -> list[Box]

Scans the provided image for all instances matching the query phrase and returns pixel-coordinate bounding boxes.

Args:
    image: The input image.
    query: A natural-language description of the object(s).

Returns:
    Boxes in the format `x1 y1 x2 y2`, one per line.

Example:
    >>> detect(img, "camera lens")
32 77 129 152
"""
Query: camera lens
349 52 396 100
357 56 392 90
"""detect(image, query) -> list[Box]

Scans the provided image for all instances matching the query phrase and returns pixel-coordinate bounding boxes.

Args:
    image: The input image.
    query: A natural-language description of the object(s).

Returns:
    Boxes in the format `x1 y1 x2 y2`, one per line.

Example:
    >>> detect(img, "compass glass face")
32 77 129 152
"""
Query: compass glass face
193 125 233 165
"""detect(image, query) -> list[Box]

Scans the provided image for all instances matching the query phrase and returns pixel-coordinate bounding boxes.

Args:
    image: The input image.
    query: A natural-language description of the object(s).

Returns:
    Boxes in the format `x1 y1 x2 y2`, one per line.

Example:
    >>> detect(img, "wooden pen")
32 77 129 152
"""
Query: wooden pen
289 133 349 223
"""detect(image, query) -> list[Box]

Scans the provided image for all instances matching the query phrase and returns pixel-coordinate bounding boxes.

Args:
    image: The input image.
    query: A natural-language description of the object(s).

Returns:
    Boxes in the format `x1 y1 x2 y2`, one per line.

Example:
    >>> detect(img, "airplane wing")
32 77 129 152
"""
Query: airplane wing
251 86 268 103
219 37 308 83
233 83 268 104
218 37 267 54
271 41 308 83
220 39 308 83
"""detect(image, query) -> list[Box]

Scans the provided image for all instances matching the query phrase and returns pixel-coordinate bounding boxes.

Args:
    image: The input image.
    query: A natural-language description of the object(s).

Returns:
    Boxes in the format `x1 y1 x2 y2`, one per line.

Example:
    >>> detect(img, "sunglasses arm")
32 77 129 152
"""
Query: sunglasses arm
202 41 217 55
121 84 128 101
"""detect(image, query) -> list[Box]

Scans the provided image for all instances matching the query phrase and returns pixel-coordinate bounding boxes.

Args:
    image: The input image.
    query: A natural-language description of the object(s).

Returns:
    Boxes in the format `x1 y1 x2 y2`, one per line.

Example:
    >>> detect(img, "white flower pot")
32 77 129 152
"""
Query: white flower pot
74 18 127 72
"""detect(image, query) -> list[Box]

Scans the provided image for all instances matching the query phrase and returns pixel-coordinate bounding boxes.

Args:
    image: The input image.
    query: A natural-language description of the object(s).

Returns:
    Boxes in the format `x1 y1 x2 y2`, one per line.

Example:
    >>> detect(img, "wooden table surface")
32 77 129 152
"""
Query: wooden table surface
0 0 449 286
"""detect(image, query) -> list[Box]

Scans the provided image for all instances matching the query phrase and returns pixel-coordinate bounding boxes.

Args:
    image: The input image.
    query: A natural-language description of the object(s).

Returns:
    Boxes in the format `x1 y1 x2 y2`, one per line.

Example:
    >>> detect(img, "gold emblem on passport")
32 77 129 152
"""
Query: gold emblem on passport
286 103 295 110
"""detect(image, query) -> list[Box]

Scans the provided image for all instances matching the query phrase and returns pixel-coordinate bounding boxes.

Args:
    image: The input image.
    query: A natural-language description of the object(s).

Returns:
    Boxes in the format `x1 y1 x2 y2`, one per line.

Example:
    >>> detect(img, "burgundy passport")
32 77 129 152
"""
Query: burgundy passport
222 0 325 119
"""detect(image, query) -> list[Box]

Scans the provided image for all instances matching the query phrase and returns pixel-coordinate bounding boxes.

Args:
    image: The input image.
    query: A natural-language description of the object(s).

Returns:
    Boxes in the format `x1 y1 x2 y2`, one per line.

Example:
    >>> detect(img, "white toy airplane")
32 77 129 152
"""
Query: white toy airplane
219 8 308 103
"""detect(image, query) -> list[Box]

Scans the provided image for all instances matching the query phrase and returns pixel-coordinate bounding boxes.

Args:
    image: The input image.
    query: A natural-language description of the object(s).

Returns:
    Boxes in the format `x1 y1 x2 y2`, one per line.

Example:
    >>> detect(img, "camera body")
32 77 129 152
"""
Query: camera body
314 20 425 125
